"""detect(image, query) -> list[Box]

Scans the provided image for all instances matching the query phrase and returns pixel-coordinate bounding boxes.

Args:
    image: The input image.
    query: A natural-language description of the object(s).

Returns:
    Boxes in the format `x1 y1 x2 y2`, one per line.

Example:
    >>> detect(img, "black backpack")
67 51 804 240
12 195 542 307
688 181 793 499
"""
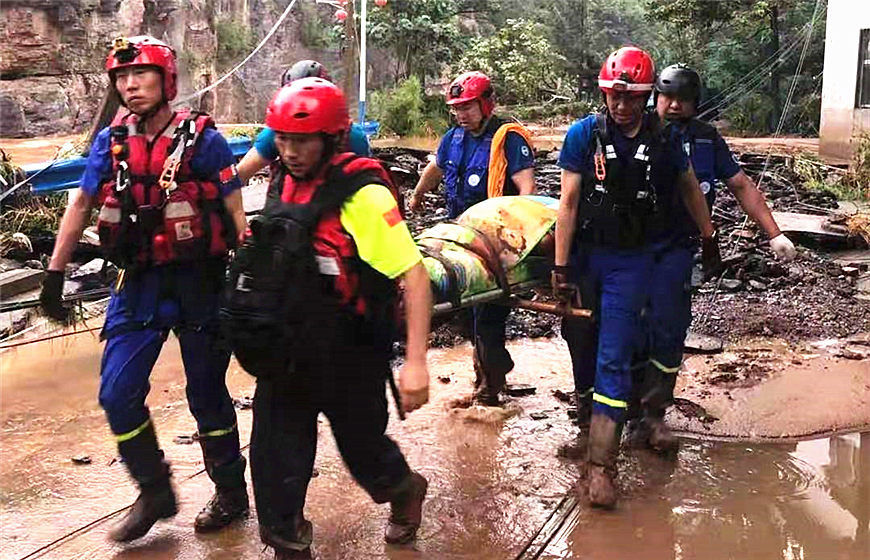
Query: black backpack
219 165 364 378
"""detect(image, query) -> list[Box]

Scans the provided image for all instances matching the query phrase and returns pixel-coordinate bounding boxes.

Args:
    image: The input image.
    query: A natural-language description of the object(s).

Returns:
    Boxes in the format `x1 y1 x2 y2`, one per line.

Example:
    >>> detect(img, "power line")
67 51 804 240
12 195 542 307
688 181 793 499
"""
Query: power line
174 0 300 106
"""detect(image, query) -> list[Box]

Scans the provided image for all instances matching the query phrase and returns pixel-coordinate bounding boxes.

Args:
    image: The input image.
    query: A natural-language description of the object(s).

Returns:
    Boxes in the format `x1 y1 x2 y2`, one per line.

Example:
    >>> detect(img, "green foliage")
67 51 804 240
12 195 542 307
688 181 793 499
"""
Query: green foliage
225 126 263 141
367 0 465 82
793 135 870 203
506 101 598 123
456 19 569 105
843 133 870 201
215 14 254 67
298 2 333 49
369 76 447 136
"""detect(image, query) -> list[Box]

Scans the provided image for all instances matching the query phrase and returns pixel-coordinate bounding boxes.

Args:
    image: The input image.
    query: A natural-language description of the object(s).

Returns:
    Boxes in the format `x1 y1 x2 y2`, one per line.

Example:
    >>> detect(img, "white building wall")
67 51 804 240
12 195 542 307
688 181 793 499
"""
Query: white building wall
819 0 870 161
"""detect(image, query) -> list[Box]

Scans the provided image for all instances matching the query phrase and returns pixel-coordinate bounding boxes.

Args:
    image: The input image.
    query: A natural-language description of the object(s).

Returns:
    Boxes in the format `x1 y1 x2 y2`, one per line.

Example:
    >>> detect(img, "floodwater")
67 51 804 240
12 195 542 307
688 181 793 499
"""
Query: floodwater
0 331 868 560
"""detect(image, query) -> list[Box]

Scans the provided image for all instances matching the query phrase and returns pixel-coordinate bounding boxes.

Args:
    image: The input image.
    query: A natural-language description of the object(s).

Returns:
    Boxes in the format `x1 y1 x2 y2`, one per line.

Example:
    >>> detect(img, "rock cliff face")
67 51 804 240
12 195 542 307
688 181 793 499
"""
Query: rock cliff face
0 0 388 138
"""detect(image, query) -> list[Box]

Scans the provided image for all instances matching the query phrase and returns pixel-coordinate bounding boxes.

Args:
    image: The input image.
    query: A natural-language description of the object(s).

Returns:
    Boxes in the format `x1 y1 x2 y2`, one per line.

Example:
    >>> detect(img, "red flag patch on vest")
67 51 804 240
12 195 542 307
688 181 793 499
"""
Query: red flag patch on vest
382 206 403 227
219 164 237 184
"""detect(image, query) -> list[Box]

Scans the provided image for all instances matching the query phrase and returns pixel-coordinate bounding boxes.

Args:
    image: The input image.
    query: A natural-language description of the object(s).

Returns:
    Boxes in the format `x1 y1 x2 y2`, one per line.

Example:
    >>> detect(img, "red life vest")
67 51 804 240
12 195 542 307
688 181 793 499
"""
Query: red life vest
267 152 400 316
96 109 233 267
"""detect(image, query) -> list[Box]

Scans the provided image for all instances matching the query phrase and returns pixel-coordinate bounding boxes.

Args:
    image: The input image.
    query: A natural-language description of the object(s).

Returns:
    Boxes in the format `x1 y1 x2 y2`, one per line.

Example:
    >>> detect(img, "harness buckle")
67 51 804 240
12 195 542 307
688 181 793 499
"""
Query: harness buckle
594 152 607 181
116 161 130 192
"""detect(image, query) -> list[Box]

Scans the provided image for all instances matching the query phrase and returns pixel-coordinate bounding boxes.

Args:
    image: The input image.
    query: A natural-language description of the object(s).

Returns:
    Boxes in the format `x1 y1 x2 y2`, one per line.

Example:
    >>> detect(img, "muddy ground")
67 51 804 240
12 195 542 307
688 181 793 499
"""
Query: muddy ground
2 329 868 560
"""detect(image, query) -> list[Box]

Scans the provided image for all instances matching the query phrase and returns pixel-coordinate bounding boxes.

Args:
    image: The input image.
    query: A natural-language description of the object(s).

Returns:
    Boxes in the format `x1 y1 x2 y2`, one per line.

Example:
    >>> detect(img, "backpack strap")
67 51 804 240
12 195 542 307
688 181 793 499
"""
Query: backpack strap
158 111 211 191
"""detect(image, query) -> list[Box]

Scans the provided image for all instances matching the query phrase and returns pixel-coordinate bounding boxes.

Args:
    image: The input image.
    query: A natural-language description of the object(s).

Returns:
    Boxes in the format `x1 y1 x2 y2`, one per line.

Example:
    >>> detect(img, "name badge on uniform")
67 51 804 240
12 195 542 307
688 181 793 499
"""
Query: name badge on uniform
315 255 340 276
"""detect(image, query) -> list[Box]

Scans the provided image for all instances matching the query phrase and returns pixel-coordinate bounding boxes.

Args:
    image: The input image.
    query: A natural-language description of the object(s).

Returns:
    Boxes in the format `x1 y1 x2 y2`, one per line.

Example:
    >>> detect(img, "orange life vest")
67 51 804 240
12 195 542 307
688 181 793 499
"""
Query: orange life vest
96 109 234 267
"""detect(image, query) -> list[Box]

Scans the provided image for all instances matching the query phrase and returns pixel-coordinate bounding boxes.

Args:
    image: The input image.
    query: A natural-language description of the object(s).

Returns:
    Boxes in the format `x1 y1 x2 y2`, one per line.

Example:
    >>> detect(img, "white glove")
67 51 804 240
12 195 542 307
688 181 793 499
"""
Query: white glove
770 233 796 262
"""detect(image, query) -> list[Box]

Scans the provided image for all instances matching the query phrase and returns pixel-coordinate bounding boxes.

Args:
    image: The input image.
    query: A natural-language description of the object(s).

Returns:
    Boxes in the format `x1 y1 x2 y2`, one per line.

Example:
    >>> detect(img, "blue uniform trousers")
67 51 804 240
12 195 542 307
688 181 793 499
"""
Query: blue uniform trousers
99 326 238 442
98 263 242 487
561 246 653 423
645 237 695 375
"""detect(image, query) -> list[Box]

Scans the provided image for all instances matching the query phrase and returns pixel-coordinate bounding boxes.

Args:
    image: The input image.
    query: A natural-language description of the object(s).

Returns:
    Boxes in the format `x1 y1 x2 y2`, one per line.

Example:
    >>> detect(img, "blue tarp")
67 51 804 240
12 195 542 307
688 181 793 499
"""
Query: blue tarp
24 136 253 194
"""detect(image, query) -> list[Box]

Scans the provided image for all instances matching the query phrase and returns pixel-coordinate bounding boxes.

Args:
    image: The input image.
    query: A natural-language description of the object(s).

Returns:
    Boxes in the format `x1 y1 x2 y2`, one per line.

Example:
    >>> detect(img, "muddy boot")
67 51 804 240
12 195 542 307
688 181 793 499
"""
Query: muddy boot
385 471 428 544
586 413 622 509
558 390 593 459
109 421 178 542
195 455 249 532
638 366 679 454
260 512 313 559
643 416 678 454
109 478 178 542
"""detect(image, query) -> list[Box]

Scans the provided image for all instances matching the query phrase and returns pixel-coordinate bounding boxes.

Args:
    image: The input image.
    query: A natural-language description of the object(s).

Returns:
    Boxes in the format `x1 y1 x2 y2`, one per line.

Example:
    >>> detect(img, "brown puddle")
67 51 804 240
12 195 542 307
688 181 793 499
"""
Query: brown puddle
1 333 868 559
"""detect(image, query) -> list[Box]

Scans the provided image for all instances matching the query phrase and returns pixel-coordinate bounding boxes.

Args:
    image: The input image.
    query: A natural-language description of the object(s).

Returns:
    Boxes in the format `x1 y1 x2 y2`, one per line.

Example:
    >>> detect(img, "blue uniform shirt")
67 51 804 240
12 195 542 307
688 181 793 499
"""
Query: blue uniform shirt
669 118 741 238
679 119 741 194
80 122 242 338
435 128 534 185
558 113 688 188
81 126 243 197
254 123 372 159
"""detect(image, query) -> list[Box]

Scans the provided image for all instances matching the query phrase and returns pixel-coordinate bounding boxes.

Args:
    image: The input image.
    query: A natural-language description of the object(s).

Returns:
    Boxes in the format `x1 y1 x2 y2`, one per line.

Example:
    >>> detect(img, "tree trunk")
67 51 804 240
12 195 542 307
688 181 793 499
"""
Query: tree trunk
768 4 781 133
342 0 357 110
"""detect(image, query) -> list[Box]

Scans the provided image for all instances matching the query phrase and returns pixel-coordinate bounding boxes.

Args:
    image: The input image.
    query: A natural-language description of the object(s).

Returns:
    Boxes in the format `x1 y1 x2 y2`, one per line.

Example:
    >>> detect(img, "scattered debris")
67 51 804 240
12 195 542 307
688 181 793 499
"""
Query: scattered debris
437 375 451 384
673 398 719 424
505 383 537 397
449 403 523 424
836 346 870 360
173 433 198 445
71 454 91 465
551 389 574 403
529 411 549 420
683 332 724 355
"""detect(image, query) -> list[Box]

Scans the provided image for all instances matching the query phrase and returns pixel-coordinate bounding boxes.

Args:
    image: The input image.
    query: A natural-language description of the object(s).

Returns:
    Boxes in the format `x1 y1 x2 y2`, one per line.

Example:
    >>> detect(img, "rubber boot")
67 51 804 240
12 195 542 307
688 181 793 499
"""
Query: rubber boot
195 455 249 533
260 512 313 559
586 413 622 509
109 421 178 542
557 390 593 460
639 366 679 454
384 471 428 544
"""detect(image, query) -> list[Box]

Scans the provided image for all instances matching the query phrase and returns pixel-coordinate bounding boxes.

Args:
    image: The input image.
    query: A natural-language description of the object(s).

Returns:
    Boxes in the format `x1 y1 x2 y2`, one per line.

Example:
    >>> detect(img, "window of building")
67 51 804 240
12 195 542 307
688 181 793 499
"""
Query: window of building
858 28 870 108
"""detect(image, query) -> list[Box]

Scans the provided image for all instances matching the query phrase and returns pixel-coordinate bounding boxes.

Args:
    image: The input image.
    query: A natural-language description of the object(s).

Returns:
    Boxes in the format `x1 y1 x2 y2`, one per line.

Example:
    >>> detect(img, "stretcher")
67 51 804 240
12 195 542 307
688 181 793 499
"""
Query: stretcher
416 195 590 318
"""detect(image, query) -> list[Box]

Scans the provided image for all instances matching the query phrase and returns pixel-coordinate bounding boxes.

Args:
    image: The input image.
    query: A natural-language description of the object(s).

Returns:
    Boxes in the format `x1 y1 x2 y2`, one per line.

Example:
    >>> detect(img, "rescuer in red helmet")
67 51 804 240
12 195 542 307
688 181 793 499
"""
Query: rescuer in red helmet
38 35 249 541
553 46 718 508
409 70 536 407
227 78 432 559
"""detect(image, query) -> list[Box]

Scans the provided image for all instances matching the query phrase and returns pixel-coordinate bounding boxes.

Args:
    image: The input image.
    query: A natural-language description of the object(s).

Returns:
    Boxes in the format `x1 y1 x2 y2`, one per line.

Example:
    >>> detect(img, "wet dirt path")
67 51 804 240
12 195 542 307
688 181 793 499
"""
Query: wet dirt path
1 334 868 559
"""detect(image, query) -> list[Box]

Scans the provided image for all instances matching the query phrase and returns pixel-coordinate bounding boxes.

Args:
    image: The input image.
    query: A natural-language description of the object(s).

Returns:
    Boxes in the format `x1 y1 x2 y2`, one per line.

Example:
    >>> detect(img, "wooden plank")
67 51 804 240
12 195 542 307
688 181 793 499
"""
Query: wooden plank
831 249 870 268
0 269 45 299
770 211 849 239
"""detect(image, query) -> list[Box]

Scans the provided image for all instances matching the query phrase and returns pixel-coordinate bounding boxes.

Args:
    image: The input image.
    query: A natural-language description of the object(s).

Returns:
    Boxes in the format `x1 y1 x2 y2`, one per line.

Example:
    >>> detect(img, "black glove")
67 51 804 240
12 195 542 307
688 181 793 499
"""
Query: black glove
551 265 579 306
701 231 723 281
39 269 70 322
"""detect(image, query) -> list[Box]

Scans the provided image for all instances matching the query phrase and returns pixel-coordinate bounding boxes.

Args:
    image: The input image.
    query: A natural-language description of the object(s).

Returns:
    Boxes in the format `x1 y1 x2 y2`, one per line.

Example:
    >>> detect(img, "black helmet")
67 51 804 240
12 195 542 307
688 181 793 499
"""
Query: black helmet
281 60 332 86
655 64 701 106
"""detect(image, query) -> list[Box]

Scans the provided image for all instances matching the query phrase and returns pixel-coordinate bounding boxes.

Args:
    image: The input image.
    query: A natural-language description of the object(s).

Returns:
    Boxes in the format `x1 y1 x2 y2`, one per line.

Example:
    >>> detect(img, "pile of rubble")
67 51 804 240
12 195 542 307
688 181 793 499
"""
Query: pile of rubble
2 146 867 345
379 146 870 344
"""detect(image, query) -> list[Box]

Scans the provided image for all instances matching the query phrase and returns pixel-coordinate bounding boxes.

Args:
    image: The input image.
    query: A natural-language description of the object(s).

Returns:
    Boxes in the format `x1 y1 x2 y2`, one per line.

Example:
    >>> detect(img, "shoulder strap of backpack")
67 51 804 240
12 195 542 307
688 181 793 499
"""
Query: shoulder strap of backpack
299 154 386 227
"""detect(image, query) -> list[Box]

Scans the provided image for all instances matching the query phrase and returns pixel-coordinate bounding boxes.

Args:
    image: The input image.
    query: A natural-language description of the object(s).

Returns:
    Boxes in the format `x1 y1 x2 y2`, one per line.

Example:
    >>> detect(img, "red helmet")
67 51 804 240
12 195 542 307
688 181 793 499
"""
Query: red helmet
264 77 349 136
598 47 655 96
106 36 177 101
446 71 495 117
